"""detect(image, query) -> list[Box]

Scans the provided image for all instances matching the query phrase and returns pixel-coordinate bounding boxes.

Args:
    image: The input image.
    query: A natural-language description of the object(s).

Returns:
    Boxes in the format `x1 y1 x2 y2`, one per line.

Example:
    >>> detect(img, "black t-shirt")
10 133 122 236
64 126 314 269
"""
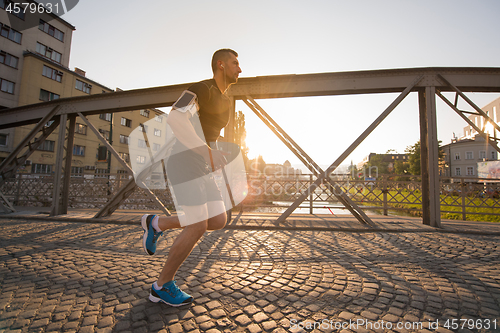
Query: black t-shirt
187 79 231 144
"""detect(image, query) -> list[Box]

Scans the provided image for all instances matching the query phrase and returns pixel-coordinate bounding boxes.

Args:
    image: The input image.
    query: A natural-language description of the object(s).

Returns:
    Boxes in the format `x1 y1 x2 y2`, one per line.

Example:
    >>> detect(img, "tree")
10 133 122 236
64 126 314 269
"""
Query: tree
394 160 410 175
248 155 266 175
406 141 421 175
363 153 390 176
347 161 360 180
405 140 444 175
234 111 249 166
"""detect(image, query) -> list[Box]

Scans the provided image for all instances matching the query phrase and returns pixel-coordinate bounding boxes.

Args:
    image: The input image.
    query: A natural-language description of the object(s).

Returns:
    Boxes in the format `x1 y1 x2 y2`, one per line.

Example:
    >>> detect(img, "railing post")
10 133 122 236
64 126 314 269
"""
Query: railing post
461 178 467 220
383 176 388 216
15 174 21 205
309 174 313 214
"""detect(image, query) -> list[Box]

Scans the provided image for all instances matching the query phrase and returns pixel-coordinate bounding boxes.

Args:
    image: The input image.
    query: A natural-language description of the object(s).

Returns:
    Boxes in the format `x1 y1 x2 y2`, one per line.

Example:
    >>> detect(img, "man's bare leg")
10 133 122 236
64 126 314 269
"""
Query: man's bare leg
156 220 207 285
156 212 226 285
157 211 227 231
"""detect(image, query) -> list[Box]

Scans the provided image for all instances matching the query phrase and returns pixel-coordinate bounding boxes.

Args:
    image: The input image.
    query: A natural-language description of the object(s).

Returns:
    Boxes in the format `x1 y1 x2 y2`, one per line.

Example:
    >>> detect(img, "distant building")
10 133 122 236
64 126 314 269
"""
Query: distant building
439 96 500 180
462 97 500 140
264 160 302 177
442 135 498 179
357 153 409 172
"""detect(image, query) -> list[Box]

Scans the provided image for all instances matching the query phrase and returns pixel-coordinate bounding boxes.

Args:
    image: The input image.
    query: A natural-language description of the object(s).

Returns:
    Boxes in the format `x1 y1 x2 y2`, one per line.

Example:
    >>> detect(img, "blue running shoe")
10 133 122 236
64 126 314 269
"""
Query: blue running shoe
149 281 193 306
141 214 163 255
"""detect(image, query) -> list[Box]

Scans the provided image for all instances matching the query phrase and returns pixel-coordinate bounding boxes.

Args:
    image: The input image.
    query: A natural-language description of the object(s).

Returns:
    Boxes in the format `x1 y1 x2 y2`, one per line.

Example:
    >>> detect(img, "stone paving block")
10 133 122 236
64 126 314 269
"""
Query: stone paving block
78 325 96 333
46 321 64 332
168 322 184 333
97 316 114 328
82 315 98 326
235 314 252 326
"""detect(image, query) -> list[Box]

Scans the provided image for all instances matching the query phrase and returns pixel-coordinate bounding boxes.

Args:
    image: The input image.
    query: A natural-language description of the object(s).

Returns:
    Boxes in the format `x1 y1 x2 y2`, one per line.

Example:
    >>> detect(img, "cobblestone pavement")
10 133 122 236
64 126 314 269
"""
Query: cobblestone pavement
1 218 500 333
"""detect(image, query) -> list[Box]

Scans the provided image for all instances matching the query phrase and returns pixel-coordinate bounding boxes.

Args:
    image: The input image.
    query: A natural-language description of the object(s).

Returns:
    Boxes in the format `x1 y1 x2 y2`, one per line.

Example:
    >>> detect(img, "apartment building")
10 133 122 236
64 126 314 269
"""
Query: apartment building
462 96 500 140
442 135 498 179
438 96 500 179
0 1 166 176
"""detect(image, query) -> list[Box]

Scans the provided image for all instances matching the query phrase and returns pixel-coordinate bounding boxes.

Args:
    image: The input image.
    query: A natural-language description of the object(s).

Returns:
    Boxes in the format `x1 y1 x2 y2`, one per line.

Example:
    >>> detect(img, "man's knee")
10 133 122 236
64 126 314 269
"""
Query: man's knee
185 219 208 236
208 212 227 230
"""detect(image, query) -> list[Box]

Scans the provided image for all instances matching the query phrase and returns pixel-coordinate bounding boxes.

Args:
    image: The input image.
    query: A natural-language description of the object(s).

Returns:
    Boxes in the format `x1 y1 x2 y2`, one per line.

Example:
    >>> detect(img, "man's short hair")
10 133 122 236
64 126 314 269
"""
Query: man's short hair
211 49 238 74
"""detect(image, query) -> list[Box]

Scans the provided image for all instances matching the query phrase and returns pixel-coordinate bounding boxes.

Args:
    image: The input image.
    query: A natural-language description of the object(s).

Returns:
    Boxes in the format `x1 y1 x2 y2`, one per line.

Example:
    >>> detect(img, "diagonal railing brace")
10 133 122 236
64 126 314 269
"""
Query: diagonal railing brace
243 97 376 227
275 75 424 223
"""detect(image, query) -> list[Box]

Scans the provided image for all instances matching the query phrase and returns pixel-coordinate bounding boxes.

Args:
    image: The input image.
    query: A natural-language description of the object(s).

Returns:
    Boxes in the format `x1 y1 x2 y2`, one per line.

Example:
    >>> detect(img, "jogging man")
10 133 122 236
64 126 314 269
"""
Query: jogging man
141 49 242 306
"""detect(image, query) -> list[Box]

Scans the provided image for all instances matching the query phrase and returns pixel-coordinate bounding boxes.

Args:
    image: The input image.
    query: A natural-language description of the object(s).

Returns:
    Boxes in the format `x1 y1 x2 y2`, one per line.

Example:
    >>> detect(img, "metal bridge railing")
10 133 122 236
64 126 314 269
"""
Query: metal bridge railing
2 172 500 221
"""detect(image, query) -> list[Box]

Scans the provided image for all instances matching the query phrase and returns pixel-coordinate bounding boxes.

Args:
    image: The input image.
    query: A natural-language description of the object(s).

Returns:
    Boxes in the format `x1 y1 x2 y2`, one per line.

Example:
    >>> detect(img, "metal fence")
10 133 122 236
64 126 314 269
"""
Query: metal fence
0 173 174 211
242 174 500 221
2 173 500 221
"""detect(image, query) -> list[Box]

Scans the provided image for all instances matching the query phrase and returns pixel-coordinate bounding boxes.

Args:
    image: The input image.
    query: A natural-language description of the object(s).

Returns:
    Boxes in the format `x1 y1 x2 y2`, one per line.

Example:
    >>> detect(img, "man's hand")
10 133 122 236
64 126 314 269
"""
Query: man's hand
209 149 230 171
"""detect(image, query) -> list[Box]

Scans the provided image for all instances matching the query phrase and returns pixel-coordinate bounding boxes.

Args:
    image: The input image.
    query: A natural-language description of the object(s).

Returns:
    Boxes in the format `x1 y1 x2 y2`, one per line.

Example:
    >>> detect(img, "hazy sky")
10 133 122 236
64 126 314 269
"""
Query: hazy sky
62 0 500 170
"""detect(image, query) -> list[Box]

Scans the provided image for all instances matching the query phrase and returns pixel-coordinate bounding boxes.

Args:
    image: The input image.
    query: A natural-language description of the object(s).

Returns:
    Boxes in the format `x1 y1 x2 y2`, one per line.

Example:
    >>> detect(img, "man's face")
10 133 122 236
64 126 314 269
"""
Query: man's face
223 53 242 84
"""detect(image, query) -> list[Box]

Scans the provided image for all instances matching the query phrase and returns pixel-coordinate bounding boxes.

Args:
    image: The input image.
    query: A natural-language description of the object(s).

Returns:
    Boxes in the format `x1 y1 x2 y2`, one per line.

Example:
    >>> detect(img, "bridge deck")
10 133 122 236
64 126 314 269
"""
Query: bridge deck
2 207 500 235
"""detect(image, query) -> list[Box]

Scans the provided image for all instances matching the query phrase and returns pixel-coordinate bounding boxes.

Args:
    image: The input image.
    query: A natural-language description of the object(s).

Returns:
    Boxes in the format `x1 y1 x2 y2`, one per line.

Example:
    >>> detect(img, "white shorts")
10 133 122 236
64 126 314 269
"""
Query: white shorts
177 200 226 227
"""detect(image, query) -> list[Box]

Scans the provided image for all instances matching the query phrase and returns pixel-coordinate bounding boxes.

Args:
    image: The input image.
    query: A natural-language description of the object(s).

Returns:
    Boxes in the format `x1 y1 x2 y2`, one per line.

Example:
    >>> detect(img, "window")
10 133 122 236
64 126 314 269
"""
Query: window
71 167 83 177
0 78 14 94
121 117 131 127
75 79 91 94
95 168 108 178
480 151 486 160
153 143 160 151
74 123 87 135
37 140 55 152
154 128 161 137
0 51 18 68
454 153 460 160
138 139 147 148
455 167 461 176
42 65 62 82
1 0 26 19
0 133 7 146
139 124 148 132
136 155 146 164
155 115 163 123
98 129 110 141
73 145 85 156
117 169 128 179
0 22 22 43
36 42 62 63
99 113 112 122
32 163 52 174
119 152 130 162
119 134 129 144
465 151 473 160
492 151 497 160
39 19 64 42
140 109 150 118
39 89 60 101
466 167 474 176
97 146 107 161
97 146 108 161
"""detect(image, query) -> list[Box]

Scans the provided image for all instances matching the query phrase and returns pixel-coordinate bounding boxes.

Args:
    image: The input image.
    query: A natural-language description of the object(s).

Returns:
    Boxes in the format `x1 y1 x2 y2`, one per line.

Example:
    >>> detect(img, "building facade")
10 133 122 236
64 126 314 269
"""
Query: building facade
462 96 500 140
439 96 500 180
357 153 409 172
0 2 167 177
442 135 498 179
